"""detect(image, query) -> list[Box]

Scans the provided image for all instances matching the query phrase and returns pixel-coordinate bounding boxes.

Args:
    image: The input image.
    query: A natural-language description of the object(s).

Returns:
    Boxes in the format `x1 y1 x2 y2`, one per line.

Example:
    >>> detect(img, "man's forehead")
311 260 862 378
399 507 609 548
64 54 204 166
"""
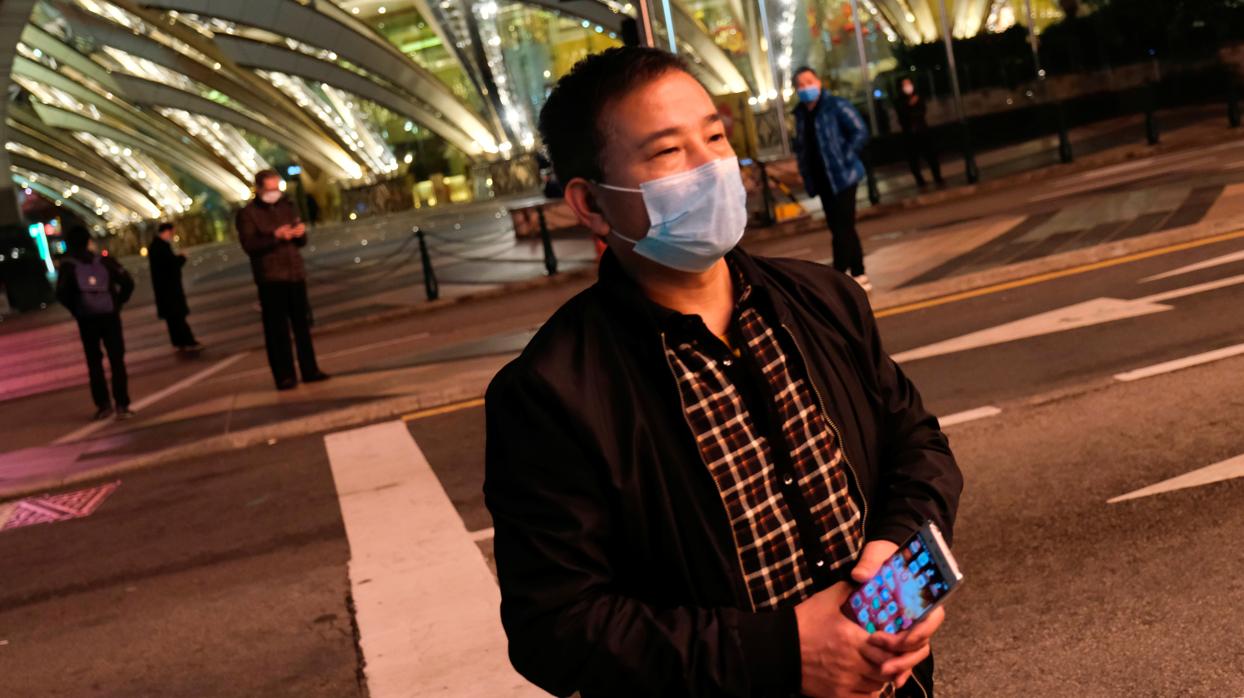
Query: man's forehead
602 72 716 139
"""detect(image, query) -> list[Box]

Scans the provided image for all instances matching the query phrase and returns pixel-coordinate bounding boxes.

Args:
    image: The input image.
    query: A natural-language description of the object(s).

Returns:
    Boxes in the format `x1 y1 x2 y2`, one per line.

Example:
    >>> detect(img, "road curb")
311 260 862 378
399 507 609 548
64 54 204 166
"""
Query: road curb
0 385 490 503
870 217 1244 313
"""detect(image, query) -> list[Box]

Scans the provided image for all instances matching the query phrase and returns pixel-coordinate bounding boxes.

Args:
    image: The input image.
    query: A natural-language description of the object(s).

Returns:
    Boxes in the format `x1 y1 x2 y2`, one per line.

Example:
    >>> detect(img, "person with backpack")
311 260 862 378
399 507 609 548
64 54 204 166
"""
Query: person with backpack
56 226 136 420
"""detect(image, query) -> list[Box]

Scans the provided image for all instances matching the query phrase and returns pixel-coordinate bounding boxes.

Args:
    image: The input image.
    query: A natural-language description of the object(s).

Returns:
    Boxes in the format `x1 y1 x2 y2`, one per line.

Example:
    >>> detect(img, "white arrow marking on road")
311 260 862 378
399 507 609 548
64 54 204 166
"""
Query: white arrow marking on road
1108 454 1244 503
891 298 1172 363
1140 250 1244 282
892 274 1244 363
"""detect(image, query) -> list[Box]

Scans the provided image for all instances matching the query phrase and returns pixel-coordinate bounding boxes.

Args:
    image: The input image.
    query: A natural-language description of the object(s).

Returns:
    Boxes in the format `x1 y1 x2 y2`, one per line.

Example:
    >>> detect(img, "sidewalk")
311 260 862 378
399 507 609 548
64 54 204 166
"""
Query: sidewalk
3 105 1243 501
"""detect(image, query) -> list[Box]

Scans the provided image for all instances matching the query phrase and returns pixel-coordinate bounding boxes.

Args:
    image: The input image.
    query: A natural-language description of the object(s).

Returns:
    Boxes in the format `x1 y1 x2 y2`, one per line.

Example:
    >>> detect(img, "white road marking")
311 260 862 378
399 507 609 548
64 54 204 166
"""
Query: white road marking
892 274 1244 363
1140 250 1244 282
939 406 1002 427
323 421 542 697
53 352 248 445
1114 343 1244 382
891 298 1171 362
470 526 496 542
1108 453 1244 503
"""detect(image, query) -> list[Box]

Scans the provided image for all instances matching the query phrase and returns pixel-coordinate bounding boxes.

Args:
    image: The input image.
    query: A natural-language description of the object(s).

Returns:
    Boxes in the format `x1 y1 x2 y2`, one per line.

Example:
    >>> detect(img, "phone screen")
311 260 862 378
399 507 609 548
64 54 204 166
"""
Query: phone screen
844 528 955 634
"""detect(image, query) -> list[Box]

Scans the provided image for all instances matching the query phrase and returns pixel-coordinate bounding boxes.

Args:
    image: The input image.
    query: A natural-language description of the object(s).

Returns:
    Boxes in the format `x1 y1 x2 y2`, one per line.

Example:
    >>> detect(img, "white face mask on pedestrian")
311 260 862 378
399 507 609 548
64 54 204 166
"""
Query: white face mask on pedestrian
260 191 281 205
596 157 748 273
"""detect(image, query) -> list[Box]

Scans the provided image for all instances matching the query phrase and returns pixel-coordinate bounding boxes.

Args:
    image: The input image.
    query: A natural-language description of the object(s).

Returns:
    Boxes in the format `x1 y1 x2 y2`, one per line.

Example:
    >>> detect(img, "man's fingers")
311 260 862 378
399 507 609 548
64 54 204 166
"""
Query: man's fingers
895 670 913 689
880 644 930 678
857 641 898 668
869 607 945 653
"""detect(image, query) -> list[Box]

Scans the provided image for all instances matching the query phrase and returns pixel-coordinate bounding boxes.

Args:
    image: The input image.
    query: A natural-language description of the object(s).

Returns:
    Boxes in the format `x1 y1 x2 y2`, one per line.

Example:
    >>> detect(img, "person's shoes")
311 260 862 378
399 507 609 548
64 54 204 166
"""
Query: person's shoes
276 378 299 391
852 273 874 293
303 372 331 384
115 407 136 420
92 406 114 421
179 343 205 353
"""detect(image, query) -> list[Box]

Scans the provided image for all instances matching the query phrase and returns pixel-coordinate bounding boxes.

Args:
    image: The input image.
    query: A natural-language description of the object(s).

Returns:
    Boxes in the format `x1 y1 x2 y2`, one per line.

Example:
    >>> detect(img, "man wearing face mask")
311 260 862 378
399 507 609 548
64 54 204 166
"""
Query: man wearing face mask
893 78 944 189
236 169 328 390
484 48 962 698
791 67 872 293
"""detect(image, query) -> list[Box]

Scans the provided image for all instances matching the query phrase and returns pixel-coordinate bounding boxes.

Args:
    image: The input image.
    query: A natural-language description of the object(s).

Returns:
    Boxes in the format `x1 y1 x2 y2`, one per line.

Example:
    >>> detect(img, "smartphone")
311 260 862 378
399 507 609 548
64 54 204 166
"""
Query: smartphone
841 521 963 634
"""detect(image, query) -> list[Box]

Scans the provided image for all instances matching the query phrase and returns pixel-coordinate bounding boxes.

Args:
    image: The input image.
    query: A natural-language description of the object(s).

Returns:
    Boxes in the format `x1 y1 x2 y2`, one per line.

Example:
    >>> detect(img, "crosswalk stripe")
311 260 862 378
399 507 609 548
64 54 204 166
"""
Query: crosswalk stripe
323 421 543 697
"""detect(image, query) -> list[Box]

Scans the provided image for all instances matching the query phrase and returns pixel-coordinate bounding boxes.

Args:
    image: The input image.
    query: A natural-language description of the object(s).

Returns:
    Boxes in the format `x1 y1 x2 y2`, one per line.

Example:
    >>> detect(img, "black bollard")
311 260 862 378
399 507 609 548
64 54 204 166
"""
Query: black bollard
1144 83 1160 145
415 226 439 301
1055 101 1074 163
1229 82 1241 129
863 151 881 205
537 205 558 276
960 122 980 184
756 159 775 226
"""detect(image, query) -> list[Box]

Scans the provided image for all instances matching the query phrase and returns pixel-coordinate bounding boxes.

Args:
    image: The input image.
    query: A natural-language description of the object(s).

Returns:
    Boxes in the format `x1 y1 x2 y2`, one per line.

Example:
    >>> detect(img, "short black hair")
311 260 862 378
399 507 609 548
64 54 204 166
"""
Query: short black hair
65 225 91 251
792 66 818 85
538 47 692 185
254 169 281 188
157 222 174 233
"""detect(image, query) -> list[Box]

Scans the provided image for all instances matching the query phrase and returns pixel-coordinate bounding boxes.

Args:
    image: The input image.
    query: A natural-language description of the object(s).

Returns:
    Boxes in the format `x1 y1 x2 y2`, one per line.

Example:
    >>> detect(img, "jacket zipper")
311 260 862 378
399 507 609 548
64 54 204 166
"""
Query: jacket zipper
778 322 869 527
659 331 758 611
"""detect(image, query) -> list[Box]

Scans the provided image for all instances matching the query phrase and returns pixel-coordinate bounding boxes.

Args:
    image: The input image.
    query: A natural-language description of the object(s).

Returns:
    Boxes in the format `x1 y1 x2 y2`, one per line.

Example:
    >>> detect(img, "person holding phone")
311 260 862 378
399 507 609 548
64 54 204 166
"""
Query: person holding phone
485 47 962 698
236 169 328 390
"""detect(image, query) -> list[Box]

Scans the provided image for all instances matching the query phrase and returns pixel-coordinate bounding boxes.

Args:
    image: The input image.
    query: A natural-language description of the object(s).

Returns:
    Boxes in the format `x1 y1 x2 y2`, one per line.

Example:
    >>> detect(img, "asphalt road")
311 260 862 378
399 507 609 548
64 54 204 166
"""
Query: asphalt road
3 230 1242 695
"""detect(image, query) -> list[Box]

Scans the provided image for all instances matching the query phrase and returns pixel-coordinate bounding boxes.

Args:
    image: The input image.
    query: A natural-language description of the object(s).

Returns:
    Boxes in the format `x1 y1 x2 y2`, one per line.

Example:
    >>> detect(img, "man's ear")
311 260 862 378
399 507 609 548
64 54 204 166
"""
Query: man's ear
563 178 612 239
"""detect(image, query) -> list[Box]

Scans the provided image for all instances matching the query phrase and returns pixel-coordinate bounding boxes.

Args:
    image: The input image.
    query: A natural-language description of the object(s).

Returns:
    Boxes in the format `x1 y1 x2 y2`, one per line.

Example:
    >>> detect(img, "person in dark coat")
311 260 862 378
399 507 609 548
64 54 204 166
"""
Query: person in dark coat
484 48 961 698
791 66 873 293
56 225 136 421
148 222 202 352
893 78 943 188
236 169 329 390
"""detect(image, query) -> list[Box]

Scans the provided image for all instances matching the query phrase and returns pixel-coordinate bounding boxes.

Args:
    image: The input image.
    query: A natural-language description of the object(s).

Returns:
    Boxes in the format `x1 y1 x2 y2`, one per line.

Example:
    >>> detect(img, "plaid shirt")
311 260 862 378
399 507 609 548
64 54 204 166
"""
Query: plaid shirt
661 277 864 612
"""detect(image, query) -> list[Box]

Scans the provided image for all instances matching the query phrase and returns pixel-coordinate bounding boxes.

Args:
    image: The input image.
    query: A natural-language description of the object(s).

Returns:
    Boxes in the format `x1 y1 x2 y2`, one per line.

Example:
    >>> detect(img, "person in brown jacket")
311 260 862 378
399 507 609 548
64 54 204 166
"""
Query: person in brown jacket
236 169 328 390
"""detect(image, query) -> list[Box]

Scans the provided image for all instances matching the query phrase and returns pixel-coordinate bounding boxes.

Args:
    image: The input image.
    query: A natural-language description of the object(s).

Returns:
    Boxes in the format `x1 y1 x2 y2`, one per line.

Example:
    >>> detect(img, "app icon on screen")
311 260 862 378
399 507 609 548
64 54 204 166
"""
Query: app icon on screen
851 596 864 609
880 587 892 601
872 598 881 609
917 551 930 567
909 540 921 553
886 601 899 615
858 611 870 624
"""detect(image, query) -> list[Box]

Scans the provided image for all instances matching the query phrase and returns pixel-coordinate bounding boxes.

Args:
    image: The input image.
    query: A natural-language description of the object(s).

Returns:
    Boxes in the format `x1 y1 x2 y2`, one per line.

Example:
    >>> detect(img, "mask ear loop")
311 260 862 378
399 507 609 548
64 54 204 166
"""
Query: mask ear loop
590 181 643 244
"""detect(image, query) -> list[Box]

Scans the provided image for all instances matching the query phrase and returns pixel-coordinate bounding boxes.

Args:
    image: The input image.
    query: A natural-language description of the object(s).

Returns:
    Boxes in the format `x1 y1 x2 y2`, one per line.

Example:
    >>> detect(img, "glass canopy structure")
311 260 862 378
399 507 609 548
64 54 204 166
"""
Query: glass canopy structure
0 0 1068 238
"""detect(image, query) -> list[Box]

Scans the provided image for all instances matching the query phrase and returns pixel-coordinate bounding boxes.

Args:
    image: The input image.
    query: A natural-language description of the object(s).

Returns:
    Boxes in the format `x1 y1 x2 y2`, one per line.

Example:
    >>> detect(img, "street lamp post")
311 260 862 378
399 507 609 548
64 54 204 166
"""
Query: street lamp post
1025 0 1072 162
847 0 881 204
937 0 979 183
636 0 656 47
756 0 791 157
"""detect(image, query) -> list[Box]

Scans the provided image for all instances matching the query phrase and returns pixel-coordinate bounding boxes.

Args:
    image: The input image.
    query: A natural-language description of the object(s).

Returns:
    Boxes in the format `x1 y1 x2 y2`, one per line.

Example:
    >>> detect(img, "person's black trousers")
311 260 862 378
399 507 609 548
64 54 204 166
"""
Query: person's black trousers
818 183 865 276
165 315 198 348
77 313 129 409
904 134 943 186
256 281 321 385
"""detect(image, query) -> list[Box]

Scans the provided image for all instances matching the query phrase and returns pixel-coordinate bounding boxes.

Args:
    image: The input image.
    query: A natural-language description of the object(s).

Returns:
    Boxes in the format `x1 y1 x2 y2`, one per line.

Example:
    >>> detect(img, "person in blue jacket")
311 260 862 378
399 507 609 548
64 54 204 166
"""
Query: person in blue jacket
791 66 873 292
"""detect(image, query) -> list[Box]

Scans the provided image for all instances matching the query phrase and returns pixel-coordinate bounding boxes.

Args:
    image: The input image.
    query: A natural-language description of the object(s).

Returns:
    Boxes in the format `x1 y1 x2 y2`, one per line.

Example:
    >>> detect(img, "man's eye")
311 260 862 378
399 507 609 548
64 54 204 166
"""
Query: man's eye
709 133 726 142
655 147 678 157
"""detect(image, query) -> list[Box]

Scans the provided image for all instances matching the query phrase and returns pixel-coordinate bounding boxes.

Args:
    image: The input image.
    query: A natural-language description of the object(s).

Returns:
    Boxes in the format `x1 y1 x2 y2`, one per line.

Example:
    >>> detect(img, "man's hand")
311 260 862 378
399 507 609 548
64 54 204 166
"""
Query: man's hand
850 540 898 586
274 224 292 240
796 582 897 698
288 222 306 238
851 540 944 689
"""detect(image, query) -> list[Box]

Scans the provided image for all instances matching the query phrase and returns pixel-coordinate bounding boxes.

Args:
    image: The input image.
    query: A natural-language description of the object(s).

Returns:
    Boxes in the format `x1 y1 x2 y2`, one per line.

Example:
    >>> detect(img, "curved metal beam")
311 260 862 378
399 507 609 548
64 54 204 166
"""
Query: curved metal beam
9 152 161 219
108 73 352 178
211 35 482 157
30 101 251 201
138 0 500 152
0 0 39 236
13 173 114 228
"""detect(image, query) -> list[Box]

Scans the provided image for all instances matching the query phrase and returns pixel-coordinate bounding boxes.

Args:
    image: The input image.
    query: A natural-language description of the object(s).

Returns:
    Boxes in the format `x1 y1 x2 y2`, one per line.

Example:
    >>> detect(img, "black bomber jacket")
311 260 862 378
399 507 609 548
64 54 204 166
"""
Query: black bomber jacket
484 248 963 697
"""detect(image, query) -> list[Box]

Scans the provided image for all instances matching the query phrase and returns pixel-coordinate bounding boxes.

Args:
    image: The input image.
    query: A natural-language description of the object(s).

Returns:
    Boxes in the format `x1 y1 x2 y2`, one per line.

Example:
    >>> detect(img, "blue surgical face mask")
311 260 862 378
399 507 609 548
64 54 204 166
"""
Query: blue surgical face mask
597 157 748 273
797 86 821 104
